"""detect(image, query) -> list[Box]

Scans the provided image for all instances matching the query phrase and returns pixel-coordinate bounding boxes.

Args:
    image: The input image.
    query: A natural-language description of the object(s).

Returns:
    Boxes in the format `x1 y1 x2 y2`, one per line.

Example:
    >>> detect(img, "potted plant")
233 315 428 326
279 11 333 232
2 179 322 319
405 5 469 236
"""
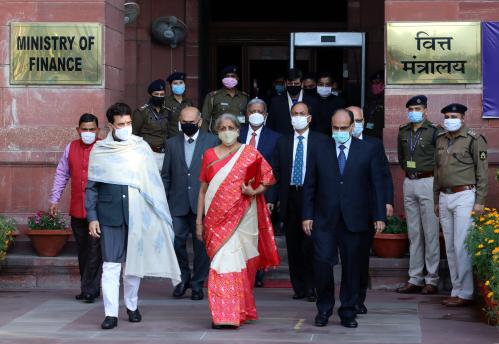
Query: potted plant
466 207 498 326
372 215 409 258
26 211 72 257
0 215 16 268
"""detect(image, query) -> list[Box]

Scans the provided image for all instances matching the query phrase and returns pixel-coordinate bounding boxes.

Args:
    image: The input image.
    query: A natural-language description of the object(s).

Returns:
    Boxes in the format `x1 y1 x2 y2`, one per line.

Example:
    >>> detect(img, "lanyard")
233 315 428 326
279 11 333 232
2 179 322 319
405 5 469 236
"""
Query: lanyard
409 129 423 160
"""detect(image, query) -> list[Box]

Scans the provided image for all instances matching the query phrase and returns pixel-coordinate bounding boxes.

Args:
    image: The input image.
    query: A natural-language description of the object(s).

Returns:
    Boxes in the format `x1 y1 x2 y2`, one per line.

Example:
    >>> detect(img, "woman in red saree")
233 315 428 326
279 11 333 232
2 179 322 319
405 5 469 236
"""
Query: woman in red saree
196 114 280 329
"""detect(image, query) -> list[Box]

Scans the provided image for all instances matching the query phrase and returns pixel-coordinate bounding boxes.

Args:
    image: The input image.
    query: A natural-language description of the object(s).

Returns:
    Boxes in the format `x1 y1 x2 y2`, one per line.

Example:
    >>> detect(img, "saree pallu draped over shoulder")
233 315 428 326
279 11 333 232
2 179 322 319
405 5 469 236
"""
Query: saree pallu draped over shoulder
202 144 279 326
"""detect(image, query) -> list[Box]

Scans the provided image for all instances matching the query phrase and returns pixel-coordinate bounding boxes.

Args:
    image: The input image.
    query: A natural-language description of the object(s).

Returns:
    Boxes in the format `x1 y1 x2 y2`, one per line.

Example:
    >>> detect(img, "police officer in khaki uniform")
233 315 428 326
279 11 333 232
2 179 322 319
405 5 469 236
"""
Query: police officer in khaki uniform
396 95 441 295
201 65 248 132
132 79 170 170
434 103 488 307
165 72 193 138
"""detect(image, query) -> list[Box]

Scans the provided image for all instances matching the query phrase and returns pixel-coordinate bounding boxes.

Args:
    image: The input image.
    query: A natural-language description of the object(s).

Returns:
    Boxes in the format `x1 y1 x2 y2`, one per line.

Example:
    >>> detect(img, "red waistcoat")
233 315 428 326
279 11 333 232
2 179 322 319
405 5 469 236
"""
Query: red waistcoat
68 139 96 218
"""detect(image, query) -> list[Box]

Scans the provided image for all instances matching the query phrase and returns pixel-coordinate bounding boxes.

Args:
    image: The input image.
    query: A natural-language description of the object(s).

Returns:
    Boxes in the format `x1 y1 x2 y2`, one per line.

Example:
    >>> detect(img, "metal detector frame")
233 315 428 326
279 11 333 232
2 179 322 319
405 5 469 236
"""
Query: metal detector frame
289 32 366 108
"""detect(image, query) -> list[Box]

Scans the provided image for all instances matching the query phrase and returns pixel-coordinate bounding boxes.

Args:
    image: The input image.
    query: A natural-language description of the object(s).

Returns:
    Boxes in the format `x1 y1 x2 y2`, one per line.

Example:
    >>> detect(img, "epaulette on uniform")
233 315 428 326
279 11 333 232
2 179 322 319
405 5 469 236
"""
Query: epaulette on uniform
466 128 479 139
436 130 447 137
139 103 149 110
429 122 441 129
241 91 249 97
399 123 410 130
209 90 217 97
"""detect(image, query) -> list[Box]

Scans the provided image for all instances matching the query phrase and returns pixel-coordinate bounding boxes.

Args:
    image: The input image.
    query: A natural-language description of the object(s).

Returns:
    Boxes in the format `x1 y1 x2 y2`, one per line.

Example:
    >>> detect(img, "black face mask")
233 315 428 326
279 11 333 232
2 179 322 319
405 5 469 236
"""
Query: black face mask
287 85 302 97
181 122 199 137
150 96 165 107
304 88 317 96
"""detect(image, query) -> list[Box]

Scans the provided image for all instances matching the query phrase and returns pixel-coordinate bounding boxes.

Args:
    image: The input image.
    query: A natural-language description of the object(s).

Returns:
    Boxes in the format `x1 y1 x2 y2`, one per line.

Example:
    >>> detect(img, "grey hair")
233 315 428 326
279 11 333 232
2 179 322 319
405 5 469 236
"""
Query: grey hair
214 113 241 131
246 98 267 112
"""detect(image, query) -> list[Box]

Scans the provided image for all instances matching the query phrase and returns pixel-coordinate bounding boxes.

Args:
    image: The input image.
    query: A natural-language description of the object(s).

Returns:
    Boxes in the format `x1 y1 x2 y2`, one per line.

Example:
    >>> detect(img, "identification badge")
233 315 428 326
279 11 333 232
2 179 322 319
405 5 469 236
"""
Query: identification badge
221 102 229 106
366 122 374 129
407 161 416 168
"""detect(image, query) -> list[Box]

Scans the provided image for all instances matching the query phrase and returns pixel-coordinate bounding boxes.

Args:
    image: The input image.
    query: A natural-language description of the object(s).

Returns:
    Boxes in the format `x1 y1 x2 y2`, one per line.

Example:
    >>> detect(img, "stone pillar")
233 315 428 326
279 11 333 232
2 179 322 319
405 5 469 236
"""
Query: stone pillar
0 0 125 221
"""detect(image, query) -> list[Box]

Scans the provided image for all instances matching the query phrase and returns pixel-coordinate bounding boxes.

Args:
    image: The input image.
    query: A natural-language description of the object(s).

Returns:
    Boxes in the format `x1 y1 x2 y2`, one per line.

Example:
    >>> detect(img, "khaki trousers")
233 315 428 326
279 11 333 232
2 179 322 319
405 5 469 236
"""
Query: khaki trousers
439 189 475 300
403 177 440 286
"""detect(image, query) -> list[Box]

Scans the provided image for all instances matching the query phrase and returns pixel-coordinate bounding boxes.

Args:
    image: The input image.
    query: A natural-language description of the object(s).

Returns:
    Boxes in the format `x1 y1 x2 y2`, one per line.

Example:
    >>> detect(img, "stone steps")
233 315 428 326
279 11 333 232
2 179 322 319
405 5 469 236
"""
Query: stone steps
0 235 452 291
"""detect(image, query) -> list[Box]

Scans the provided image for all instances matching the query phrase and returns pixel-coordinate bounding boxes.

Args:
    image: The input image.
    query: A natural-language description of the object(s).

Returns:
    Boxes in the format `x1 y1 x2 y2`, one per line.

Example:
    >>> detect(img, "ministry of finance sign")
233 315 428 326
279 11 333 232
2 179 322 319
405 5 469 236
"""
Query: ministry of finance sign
387 22 481 84
10 22 102 85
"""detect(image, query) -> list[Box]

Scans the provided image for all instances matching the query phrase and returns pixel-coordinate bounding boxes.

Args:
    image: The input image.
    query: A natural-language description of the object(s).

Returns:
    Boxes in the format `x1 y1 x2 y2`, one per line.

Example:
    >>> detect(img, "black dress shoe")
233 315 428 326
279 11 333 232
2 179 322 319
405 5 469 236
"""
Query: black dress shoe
191 289 204 300
254 270 265 288
211 323 238 330
341 318 358 328
126 308 142 323
292 293 306 300
314 312 330 327
356 304 368 315
84 293 95 303
101 316 118 329
75 293 85 301
172 282 190 298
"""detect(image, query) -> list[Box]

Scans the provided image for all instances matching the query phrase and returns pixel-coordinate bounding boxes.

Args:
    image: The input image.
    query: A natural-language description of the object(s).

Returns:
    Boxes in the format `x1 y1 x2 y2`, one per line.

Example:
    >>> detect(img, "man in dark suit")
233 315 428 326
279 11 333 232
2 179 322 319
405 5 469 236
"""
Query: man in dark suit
268 101 327 302
239 98 281 287
313 72 346 135
162 106 218 301
267 68 319 135
347 105 394 314
302 109 386 328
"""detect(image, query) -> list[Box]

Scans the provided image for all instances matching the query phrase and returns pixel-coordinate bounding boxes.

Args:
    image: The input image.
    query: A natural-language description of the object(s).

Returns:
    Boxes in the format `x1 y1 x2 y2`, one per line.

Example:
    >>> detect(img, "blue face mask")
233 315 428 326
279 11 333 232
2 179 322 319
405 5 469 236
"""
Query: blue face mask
352 122 364 137
172 84 185 96
332 130 351 144
407 111 424 123
274 84 286 94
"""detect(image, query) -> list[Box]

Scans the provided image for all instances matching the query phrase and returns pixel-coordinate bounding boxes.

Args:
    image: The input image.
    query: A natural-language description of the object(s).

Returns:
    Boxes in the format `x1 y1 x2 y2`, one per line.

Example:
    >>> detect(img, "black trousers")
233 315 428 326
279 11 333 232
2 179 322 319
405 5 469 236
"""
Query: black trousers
358 226 375 305
71 217 102 296
172 211 209 290
283 187 314 295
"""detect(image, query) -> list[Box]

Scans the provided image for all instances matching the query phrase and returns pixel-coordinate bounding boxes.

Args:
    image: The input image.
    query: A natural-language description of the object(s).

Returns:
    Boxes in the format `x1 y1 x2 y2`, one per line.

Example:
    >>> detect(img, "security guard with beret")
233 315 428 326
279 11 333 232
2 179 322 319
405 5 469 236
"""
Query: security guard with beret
434 103 488 307
132 79 170 170
201 65 248 132
396 95 441 295
165 72 193 138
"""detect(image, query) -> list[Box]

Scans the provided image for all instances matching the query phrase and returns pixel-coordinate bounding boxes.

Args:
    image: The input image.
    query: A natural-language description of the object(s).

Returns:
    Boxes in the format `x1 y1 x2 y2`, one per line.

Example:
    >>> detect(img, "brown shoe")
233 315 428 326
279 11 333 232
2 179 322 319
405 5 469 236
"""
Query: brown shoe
446 297 473 307
396 283 423 294
421 284 438 295
441 296 458 305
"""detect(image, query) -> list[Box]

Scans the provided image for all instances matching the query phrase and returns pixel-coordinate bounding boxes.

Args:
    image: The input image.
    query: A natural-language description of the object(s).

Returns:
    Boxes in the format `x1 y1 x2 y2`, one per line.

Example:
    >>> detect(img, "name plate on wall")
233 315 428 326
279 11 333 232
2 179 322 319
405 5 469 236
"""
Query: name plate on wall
10 22 102 85
387 22 481 84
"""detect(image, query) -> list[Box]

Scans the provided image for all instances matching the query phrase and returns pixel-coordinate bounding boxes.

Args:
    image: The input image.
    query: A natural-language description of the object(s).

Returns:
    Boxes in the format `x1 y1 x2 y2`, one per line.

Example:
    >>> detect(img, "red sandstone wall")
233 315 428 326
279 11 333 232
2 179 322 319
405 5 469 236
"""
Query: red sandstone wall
0 0 125 221
385 0 499 213
124 0 199 110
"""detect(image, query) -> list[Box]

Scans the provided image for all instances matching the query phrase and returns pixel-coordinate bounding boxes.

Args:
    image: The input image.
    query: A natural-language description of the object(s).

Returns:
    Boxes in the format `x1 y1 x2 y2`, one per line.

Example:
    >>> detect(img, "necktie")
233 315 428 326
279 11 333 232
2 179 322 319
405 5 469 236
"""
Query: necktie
249 132 257 147
188 138 194 144
292 136 304 185
338 144 346 176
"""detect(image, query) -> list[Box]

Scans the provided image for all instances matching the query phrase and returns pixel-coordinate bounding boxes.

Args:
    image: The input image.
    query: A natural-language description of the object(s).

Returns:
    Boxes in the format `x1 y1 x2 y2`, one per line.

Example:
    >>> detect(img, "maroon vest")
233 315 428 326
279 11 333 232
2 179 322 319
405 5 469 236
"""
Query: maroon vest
68 139 96 218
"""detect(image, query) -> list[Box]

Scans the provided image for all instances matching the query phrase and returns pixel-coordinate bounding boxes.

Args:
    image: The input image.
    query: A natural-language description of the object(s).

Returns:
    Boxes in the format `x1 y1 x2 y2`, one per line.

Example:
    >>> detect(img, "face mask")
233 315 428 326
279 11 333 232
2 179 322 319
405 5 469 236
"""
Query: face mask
150 95 164 107
443 118 462 132
274 84 285 94
81 132 96 145
287 85 302 97
407 111 424 123
371 83 384 96
352 122 364 137
114 125 132 141
171 84 185 96
332 130 351 144
180 122 199 137
218 130 239 146
248 113 265 127
222 77 238 89
291 116 309 131
304 88 317 96
331 90 339 96
317 86 332 98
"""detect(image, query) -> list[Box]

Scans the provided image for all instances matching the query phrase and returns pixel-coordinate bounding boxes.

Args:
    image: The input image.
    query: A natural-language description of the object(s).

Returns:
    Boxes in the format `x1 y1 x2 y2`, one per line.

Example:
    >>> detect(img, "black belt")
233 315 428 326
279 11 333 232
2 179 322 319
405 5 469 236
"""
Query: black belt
289 185 303 191
406 171 434 180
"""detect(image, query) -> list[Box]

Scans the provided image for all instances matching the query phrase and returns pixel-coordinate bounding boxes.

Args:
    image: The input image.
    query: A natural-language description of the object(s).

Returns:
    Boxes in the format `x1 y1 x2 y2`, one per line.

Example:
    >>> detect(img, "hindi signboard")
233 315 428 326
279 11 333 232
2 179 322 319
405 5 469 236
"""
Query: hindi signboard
10 22 102 85
387 22 481 84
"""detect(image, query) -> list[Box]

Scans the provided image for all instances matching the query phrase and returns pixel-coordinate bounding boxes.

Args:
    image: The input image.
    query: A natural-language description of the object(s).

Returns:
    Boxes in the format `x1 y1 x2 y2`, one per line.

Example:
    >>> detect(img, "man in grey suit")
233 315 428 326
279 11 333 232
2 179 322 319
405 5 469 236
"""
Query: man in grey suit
161 106 218 300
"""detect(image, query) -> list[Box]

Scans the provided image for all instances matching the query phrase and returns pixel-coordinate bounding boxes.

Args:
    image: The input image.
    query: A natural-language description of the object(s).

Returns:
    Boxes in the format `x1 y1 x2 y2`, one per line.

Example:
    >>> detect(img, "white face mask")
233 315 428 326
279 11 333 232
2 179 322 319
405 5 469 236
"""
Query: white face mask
331 90 339 96
443 118 462 132
81 132 96 145
317 86 332 98
291 115 309 131
218 130 238 146
248 112 265 127
114 125 132 141
352 122 364 137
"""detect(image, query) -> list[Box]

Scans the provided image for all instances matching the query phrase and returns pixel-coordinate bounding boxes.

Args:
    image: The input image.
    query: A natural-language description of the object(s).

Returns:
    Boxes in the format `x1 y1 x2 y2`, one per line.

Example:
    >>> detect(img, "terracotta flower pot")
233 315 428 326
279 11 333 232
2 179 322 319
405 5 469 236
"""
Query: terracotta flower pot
26 229 73 257
372 232 409 258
